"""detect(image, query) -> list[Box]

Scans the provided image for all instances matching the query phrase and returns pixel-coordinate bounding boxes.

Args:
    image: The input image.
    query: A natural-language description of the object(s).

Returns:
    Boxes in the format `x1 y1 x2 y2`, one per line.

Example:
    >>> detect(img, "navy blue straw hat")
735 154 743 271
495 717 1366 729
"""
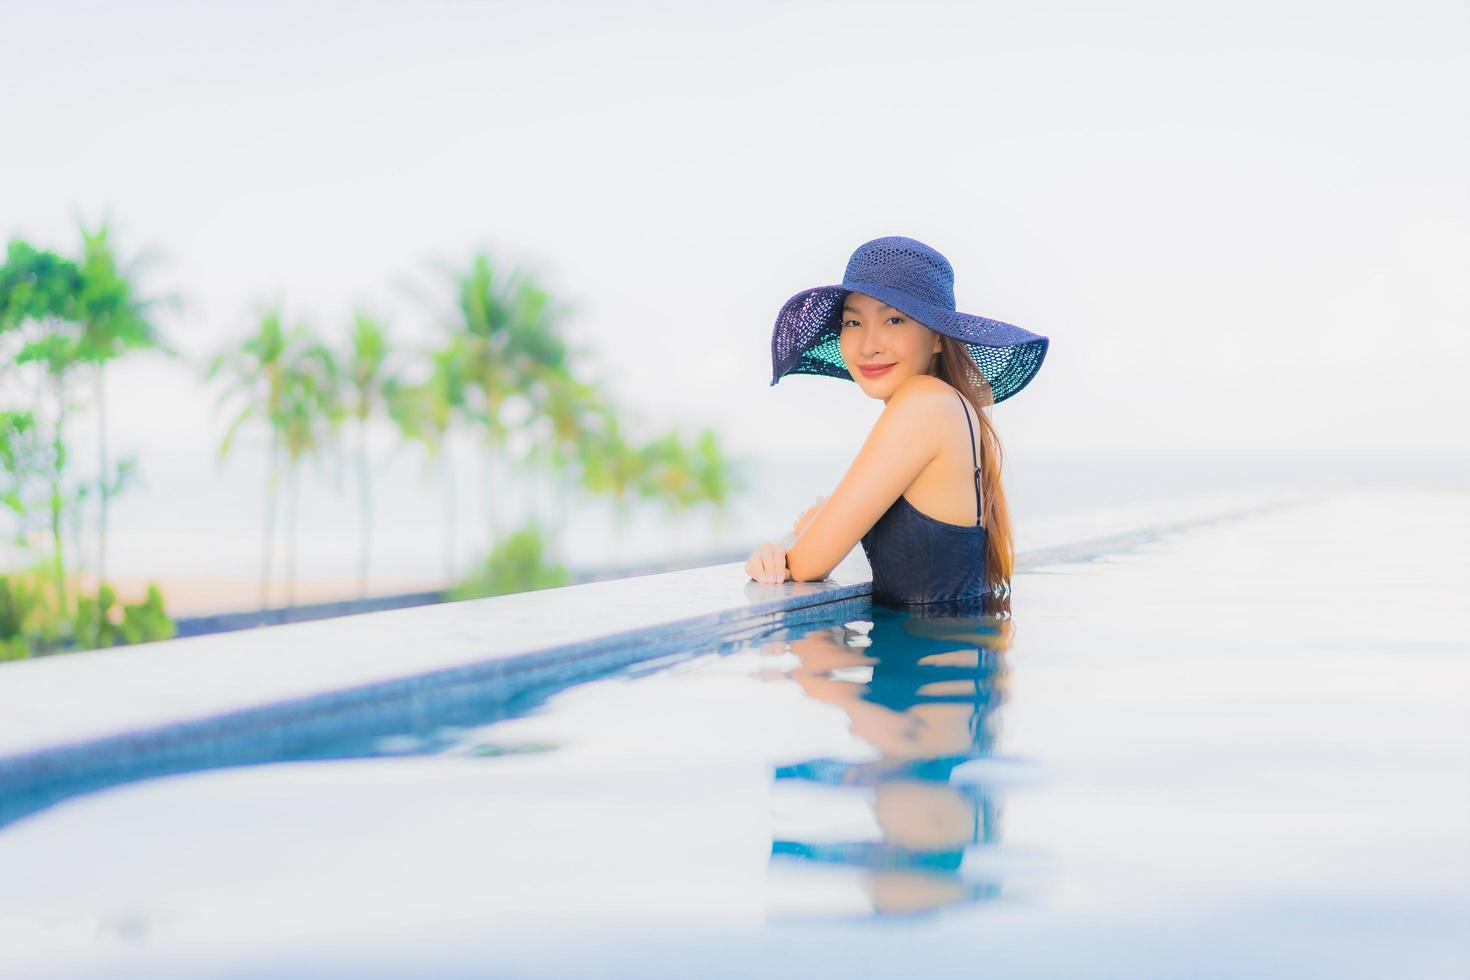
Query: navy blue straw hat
770 236 1049 404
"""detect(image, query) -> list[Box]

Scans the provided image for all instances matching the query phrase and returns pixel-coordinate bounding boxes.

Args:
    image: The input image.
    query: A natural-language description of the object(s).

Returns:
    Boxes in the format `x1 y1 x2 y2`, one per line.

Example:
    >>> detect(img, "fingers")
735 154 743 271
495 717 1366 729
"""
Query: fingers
763 542 785 583
751 541 789 585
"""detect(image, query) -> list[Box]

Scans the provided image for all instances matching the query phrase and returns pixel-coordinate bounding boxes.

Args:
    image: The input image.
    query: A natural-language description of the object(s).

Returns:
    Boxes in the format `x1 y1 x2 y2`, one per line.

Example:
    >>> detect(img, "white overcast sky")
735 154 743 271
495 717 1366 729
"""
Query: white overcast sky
2 0 1467 462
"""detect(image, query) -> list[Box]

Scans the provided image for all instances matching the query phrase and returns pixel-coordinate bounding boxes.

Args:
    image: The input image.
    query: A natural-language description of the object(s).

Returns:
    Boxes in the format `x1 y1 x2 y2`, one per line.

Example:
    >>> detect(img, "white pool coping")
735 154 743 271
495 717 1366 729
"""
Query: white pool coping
0 488 1309 776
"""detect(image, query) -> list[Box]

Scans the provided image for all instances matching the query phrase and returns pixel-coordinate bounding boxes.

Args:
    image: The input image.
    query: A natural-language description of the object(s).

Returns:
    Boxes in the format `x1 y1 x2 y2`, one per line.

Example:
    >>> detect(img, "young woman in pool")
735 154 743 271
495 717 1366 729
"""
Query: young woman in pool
746 236 1049 605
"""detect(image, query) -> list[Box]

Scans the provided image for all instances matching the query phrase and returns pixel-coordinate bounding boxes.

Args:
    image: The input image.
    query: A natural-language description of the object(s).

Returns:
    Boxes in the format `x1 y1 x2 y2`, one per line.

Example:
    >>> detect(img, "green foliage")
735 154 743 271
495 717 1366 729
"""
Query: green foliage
72 221 180 365
0 240 82 335
277 337 345 472
0 225 175 659
3 227 747 659
0 410 48 540
206 307 348 606
0 568 51 660
207 307 343 471
342 310 402 596
638 426 741 512
446 521 572 601
74 581 175 650
347 311 393 423
0 562 175 659
439 252 575 446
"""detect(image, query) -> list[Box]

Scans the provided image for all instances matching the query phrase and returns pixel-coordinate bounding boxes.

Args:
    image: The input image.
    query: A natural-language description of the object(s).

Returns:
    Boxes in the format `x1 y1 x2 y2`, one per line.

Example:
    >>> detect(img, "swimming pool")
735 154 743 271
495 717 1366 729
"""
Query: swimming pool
0 489 1465 979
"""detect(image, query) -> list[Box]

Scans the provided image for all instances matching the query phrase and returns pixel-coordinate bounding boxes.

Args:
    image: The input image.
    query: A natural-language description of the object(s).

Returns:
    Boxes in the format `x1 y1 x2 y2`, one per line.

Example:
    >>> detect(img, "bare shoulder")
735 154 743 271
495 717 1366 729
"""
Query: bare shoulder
880 374 976 467
889 373 953 404
882 374 959 431
856 375 954 467
887 373 946 399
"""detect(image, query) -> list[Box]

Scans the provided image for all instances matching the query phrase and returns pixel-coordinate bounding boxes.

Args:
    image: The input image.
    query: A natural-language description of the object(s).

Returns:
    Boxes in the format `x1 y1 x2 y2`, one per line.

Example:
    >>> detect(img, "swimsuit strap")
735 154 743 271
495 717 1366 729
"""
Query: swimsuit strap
955 389 983 527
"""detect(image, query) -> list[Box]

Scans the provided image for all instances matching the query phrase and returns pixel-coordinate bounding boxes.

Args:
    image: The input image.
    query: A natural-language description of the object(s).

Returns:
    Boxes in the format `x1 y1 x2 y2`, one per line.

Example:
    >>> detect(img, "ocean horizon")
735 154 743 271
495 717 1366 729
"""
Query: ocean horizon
5 446 1445 617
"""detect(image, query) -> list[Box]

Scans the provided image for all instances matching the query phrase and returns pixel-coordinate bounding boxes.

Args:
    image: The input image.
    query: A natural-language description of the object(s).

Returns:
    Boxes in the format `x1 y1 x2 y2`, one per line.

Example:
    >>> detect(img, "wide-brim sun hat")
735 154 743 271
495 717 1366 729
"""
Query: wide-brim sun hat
770 236 1049 404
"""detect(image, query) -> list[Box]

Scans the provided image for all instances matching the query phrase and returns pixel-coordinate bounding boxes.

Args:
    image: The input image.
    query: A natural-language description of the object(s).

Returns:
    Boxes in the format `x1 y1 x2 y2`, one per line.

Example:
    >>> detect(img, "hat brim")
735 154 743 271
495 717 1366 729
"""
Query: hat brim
769 282 1049 405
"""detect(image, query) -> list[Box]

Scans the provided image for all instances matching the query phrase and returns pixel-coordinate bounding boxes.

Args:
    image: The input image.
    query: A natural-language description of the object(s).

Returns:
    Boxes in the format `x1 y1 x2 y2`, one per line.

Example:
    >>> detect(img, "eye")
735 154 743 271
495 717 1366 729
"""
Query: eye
888 316 905 325
841 318 859 328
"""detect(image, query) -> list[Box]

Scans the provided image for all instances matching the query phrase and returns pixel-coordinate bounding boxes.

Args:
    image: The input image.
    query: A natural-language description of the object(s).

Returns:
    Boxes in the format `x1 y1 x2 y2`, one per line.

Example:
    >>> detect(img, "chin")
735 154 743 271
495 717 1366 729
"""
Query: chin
853 370 906 397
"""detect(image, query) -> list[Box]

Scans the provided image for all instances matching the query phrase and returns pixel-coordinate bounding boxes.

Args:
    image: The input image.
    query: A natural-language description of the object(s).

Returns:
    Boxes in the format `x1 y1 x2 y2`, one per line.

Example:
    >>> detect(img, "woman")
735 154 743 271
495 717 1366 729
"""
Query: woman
745 236 1049 604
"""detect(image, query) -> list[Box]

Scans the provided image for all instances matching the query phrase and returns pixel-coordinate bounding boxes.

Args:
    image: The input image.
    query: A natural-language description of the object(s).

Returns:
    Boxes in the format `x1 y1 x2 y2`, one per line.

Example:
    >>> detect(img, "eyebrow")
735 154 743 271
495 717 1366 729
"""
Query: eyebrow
841 302 894 314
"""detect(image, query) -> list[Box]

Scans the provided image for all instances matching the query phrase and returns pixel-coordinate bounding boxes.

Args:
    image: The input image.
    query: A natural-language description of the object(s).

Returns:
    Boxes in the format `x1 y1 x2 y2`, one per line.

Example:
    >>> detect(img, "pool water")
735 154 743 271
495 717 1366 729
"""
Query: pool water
0 489 1466 980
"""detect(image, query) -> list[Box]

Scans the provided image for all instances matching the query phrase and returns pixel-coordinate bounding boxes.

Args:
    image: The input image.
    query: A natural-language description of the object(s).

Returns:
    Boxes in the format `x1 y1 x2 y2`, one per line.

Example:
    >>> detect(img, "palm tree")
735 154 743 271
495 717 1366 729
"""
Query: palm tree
516 369 605 555
274 335 343 609
385 340 468 583
578 411 648 566
343 311 395 598
0 241 85 616
434 252 575 551
206 308 291 610
688 428 747 531
72 219 179 591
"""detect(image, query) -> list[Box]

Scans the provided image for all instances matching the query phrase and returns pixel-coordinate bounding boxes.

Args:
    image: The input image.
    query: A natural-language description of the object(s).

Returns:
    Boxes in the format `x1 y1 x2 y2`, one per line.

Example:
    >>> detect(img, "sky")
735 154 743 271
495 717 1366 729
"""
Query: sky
0 0 1467 592
2 0 1466 457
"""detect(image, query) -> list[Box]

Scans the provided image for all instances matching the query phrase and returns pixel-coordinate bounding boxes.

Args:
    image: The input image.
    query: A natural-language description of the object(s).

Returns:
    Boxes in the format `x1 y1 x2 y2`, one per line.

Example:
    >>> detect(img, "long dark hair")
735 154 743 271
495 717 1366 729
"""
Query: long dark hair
929 336 1014 594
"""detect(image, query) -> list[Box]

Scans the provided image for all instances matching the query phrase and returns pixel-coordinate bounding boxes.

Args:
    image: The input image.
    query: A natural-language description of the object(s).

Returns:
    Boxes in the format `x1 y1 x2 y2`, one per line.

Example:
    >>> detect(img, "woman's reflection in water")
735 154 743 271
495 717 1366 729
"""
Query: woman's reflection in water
763 593 1015 918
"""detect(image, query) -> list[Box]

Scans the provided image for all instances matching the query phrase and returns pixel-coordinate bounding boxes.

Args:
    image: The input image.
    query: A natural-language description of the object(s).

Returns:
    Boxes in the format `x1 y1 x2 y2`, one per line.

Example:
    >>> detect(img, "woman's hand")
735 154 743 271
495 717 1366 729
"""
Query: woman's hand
793 494 828 535
745 539 792 585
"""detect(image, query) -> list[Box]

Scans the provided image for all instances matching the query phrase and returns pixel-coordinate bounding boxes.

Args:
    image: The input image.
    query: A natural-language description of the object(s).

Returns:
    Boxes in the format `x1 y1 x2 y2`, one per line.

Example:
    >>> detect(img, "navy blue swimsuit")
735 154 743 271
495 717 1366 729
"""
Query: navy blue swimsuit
860 389 990 606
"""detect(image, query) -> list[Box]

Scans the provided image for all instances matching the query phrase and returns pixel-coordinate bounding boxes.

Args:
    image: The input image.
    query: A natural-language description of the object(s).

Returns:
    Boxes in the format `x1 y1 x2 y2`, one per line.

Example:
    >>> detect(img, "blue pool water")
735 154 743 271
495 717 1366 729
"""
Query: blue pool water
0 489 1466 979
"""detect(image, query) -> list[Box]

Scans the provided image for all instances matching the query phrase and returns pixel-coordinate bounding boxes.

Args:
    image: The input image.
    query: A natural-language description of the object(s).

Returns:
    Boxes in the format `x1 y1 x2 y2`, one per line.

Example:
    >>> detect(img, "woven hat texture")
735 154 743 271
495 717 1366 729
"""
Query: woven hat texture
769 236 1049 403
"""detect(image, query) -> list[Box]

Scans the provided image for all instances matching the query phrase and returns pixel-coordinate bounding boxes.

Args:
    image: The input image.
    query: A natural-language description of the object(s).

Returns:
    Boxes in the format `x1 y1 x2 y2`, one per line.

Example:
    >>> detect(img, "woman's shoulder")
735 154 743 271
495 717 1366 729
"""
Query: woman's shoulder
888 373 959 407
882 375 975 463
869 375 966 461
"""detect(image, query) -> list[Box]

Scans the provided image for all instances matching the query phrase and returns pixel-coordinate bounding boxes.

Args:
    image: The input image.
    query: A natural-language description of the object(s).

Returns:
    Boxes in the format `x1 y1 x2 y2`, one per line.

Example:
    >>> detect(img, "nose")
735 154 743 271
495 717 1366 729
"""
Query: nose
859 325 886 359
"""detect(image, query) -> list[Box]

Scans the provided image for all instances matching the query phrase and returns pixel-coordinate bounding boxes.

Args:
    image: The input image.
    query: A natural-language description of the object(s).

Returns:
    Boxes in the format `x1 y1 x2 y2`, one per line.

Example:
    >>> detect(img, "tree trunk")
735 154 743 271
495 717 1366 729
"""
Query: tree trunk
356 420 372 599
609 496 626 570
96 363 109 591
285 458 300 609
442 448 457 585
547 468 569 563
260 428 279 611
50 374 67 621
483 447 500 553
524 459 537 526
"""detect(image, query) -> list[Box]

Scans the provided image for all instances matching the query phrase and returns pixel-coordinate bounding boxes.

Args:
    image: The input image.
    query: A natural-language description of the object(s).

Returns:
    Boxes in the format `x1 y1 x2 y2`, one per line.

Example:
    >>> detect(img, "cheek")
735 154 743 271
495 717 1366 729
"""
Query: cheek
898 330 930 362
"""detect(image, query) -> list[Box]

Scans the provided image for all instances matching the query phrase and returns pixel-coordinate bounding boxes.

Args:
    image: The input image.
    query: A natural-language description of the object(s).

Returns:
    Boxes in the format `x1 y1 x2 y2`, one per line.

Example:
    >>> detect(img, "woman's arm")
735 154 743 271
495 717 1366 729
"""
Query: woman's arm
783 376 947 583
746 498 824 583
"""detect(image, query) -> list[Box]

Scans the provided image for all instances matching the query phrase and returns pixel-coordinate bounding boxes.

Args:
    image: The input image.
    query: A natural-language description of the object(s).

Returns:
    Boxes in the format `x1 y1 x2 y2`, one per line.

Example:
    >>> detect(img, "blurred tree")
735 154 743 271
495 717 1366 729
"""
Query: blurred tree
0 566 50 660
71 219 179 594
0 410 58 657
386 339 469 582
435 252 577 550
342 311 397 598
274 332 344 609
0 409 49 553
207 308 290 610
0 241 87 616
636 427 743 531
514 369 606 558
578 411 645 565
208 308 344 610
445 519 570 601
1 234 176 655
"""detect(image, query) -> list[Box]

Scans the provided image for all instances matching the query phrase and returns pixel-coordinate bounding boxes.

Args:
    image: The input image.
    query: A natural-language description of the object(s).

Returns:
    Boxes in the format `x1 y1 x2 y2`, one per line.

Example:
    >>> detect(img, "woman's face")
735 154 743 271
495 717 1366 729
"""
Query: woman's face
839 291 942 402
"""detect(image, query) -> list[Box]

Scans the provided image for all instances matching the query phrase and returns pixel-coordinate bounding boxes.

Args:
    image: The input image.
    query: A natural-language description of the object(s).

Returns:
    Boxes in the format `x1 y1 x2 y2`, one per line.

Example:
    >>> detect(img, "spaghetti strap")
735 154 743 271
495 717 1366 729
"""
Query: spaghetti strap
955 390 983 527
